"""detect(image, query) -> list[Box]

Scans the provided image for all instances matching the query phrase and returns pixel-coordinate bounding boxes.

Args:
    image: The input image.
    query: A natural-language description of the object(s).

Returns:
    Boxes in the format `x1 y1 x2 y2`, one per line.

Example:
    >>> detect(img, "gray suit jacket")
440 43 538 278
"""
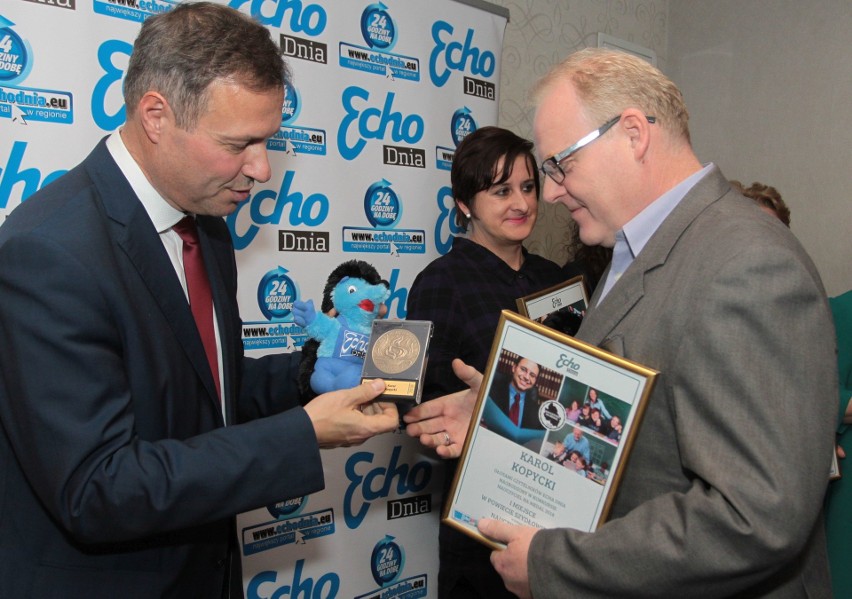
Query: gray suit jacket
528 167 837 598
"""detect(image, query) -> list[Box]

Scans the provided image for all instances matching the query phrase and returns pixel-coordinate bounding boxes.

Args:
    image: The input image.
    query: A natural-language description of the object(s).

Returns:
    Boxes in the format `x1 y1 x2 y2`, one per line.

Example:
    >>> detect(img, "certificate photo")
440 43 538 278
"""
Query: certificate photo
444 311 658 549
478 350 558 449
541 377 632 487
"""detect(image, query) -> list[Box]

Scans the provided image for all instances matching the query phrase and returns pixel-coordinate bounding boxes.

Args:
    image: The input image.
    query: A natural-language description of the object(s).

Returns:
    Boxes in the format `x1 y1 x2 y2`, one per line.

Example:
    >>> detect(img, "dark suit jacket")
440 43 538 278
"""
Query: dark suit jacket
489 371 542 429
0 139 324 597
528 168 837 597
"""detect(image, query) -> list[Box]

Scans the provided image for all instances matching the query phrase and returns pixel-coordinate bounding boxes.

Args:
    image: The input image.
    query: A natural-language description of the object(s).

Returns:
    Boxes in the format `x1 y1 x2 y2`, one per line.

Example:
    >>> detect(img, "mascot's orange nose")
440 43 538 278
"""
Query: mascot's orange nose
359 299 375 311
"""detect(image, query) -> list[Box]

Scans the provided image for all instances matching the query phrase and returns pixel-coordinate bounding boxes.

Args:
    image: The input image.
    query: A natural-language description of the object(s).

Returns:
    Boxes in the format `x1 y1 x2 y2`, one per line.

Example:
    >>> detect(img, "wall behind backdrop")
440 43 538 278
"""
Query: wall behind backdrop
668 0 851 297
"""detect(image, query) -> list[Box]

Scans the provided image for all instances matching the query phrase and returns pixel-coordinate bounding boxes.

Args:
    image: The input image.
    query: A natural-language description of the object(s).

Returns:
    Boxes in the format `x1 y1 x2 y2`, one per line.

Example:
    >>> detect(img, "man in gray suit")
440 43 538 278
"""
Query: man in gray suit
404 48 837 598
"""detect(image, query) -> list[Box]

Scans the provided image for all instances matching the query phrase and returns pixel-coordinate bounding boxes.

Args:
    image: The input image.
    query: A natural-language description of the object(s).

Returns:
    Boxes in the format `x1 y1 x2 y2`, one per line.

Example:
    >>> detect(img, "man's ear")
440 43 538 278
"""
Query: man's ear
137 91 170 144
620 108 652 161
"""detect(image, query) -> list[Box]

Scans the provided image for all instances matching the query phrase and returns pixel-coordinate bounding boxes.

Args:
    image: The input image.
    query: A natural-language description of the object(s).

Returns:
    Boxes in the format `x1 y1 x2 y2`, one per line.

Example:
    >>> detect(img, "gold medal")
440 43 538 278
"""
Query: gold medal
370 328 421 374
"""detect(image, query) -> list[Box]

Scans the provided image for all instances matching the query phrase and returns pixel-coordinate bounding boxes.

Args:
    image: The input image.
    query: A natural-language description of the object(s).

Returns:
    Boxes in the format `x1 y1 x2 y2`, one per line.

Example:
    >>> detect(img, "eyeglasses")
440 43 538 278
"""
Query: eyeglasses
539 115 656 184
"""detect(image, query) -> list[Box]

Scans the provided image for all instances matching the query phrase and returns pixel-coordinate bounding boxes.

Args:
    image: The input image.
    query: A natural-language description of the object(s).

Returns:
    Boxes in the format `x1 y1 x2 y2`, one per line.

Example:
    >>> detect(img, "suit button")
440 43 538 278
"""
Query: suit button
215 557 227 569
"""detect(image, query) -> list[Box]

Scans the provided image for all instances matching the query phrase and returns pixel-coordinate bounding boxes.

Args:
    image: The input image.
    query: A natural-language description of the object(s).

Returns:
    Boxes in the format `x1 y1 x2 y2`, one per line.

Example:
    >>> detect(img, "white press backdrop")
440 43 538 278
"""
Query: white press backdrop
0 0 508 596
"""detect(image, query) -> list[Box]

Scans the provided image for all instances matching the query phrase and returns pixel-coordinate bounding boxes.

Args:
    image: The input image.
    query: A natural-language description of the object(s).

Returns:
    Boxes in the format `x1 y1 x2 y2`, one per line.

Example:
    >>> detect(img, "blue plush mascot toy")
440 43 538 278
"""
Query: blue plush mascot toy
292 260 390 397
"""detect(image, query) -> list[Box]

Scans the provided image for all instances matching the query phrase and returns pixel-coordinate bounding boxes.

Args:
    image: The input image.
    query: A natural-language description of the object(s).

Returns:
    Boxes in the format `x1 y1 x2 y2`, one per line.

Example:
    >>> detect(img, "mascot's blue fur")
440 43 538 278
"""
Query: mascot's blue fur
292 260 389 398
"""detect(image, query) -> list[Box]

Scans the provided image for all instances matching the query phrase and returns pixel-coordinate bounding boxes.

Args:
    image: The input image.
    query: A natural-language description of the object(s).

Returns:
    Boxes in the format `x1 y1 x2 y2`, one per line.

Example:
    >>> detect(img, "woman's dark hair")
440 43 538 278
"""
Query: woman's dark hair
450 126 540 230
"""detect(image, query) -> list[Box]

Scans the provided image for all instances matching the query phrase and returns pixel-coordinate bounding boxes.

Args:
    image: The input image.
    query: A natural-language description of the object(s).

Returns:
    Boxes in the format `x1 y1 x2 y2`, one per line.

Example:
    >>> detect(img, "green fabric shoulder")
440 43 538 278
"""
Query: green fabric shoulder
830 289 852 430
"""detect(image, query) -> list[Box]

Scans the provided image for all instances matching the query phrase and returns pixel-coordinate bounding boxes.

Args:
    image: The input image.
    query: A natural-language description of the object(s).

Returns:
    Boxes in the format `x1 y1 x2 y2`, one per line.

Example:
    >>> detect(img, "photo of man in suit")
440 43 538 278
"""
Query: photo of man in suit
488 356 543 430
403 47 837 598
0 4 398 597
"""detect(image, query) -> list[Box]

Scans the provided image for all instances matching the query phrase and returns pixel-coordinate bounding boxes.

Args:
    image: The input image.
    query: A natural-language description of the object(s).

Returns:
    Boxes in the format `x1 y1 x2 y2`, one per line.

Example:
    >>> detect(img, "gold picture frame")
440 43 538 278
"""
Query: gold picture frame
443 310 658 549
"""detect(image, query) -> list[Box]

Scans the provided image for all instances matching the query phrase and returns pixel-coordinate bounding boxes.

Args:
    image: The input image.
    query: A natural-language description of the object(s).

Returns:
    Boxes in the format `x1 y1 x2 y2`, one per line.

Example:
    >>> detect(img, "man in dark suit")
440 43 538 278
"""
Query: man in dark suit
0 4 398 597
404 48 837 598
487 356 543 430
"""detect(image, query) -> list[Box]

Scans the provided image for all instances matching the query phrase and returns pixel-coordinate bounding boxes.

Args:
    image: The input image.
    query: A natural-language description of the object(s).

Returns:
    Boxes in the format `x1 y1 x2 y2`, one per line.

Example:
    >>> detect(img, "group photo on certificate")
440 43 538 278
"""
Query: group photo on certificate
540 381 631 486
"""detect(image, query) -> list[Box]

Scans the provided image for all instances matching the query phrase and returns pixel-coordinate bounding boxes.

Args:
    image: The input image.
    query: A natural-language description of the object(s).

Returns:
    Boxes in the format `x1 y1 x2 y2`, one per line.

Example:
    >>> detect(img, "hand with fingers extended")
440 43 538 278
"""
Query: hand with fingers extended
477 518 539 599
402 359 481 458
303 379 399 448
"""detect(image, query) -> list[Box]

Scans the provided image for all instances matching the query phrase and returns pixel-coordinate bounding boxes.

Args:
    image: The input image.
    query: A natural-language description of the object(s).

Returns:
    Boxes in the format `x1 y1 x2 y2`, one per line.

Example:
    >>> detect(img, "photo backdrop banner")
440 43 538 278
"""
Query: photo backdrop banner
0 0 507 596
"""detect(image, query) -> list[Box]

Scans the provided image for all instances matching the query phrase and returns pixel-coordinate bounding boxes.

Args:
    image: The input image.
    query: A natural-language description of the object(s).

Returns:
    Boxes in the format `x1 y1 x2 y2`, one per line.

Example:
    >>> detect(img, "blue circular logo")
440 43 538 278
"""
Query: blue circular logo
267 496 306 519
0 27 28 83
450 107 477 147
361 3 396 51
364 179 401 228
281 83 301 125
257 267 298 321
370 535 404 586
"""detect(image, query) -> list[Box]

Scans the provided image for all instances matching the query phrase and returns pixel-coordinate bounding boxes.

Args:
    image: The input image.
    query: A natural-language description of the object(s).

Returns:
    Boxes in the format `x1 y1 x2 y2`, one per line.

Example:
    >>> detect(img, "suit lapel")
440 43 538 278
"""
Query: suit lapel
84 141 223 415
580 267 645 351
578 167 731 351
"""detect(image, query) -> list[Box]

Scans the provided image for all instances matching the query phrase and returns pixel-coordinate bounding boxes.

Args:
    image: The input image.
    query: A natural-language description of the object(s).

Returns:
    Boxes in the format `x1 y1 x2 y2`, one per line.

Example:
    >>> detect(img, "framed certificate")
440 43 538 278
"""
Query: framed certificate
443 310 658 549
515 276 588 337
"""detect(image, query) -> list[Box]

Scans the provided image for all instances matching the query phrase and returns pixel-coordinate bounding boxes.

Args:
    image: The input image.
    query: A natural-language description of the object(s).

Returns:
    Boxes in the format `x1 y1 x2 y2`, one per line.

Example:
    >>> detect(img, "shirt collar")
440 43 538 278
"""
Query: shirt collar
106 131 186 233
621 163 714 259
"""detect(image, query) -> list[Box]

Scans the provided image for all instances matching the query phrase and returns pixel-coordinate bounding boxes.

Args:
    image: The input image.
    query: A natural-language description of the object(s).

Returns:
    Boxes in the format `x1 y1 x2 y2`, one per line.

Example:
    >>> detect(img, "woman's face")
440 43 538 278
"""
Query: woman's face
460 154 538 251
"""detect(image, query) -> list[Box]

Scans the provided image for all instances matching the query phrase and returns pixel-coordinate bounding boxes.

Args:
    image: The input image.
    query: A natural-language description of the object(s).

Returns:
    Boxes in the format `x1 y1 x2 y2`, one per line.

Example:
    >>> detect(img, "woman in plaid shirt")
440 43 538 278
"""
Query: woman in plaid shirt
407 126 564 599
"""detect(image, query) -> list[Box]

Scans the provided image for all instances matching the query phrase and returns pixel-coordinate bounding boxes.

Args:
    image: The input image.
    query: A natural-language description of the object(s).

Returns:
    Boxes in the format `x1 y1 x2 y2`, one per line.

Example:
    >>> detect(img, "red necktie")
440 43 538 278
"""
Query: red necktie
173 216 221 401
509 392 520 426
